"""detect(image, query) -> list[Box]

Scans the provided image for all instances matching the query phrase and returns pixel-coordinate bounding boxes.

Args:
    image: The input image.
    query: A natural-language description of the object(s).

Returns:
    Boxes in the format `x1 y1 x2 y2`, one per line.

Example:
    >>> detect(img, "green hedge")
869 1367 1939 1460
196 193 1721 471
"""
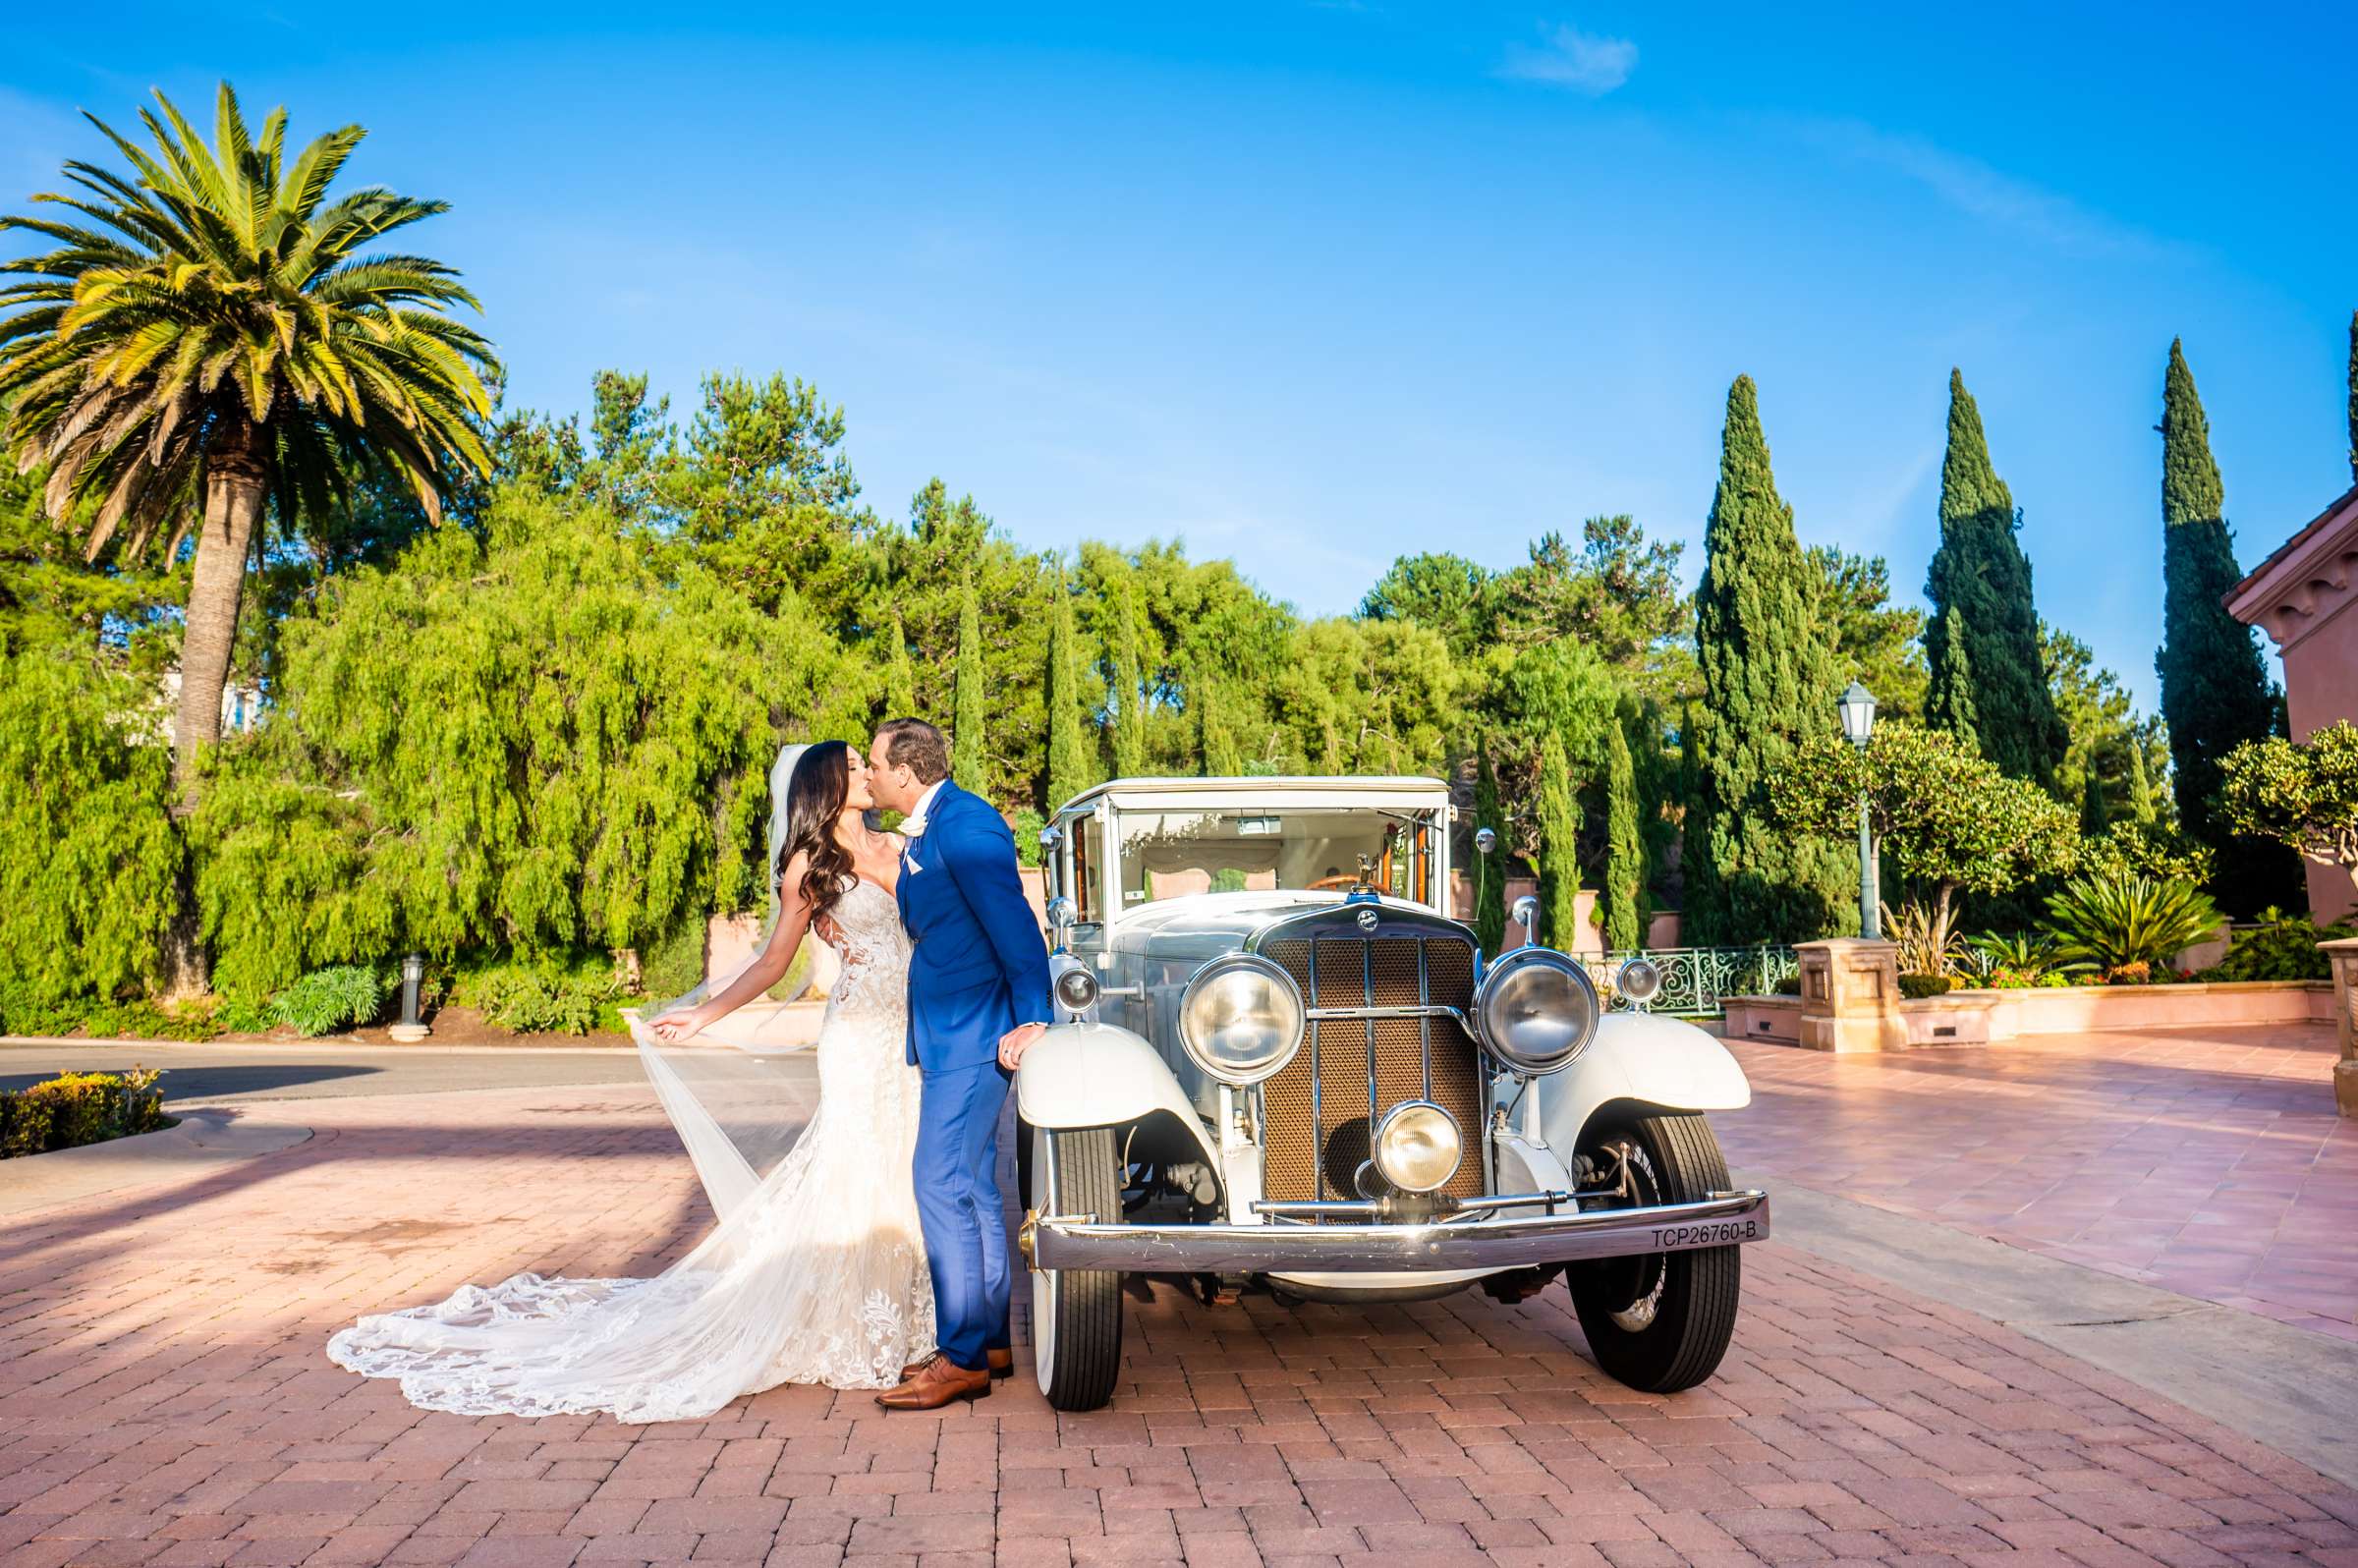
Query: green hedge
1 1068 170 1158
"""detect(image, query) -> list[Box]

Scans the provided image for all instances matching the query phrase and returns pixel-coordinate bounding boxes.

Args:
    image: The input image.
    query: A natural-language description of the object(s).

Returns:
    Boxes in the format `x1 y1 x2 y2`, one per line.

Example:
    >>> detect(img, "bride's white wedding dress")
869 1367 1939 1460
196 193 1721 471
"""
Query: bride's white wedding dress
326 878 934 1422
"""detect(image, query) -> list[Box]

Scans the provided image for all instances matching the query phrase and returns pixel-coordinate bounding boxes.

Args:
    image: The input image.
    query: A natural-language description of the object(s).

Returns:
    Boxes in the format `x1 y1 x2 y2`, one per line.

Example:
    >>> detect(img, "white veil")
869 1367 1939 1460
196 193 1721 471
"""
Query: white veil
626 743 830 1218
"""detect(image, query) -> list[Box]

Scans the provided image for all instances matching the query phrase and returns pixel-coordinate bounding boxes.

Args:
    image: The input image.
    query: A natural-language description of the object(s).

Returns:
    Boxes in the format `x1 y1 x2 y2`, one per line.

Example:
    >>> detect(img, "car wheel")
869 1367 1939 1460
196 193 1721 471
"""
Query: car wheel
1028 1124 1125 1411
1564 1112 1740 1393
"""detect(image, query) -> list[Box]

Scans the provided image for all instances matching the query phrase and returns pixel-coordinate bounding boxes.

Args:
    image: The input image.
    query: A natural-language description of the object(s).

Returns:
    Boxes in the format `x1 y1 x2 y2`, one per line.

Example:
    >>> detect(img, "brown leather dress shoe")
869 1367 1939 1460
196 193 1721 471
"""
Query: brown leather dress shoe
875 1354 991 1410
901 1348 1013 1382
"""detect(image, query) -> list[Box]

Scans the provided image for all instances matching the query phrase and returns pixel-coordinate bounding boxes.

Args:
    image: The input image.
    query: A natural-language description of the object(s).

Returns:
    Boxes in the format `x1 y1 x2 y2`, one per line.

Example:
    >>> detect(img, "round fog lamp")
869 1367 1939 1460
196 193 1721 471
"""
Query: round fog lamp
1373 1100 1462 1193
1614 956 1663 1006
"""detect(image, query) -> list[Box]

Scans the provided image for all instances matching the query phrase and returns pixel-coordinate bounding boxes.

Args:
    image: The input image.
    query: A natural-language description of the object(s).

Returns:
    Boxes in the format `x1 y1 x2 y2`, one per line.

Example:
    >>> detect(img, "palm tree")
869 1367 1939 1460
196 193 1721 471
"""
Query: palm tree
0 83 498 796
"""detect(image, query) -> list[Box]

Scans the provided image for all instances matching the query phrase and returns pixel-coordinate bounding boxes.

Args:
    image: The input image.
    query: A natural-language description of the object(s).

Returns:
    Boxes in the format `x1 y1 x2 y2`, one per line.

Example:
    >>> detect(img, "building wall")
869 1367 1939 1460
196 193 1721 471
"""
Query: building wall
2227 486 2358 923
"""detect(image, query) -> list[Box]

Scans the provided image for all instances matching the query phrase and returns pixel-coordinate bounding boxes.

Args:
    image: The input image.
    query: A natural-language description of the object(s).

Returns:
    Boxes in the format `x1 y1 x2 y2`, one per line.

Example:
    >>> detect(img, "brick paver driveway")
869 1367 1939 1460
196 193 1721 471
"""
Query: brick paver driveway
4 1079 2356 1566
1718 1025 2358 1343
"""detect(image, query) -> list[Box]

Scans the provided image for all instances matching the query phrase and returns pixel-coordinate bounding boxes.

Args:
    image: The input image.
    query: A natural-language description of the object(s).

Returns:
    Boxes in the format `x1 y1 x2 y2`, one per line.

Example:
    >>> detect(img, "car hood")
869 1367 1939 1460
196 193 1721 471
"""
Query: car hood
1105 892 1466 964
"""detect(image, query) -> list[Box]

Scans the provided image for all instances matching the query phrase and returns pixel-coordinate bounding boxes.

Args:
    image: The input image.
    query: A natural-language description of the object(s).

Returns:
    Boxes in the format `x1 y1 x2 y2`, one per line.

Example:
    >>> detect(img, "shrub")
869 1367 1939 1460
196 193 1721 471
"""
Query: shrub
2042 872 2222 980
1774 973 1804 996
0 982 86 1038
1898 973 1953 999
83 999 223 1041
2198 910 2356 982
273 966 390 1037
1963 930 2092 988
213 995 279 1035
454 953 617 1036
1 1068 168 1158
1886 900 1966 978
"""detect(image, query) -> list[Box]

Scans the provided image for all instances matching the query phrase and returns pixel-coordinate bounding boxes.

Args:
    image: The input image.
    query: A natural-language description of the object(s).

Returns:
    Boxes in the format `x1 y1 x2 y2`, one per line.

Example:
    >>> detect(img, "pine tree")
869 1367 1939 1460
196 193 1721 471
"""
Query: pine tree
1473 742 1508 955
1925 604 1981 748
1602 721 1644 951
952 574 986 794
1923 370 2064 787
1685 376 1853 944
2156 339 2298 912
1111 585 1147 777
1044 571 1091 812
1535 732 1582 951
2128 742 2158 825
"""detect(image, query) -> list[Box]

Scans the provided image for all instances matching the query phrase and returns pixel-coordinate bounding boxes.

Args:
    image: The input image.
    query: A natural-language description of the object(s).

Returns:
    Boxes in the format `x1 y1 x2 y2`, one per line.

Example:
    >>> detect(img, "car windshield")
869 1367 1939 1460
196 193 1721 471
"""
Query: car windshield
1111 807 1440 909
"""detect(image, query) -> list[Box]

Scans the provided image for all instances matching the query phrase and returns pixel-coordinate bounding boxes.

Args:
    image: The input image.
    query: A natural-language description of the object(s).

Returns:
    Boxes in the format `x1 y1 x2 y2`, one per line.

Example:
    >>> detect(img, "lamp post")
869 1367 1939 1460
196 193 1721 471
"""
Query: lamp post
1836 682 1879 939
389 952 429 1043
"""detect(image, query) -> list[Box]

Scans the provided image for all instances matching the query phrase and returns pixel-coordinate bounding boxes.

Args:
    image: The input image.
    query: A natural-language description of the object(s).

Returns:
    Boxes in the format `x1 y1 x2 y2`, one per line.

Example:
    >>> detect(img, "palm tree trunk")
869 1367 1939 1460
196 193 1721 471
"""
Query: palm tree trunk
172 441 265 806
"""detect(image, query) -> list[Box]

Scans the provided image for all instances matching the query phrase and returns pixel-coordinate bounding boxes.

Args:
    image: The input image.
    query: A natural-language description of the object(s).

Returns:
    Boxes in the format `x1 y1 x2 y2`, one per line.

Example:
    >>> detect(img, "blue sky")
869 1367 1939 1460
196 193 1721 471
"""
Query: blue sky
7 3 2353 708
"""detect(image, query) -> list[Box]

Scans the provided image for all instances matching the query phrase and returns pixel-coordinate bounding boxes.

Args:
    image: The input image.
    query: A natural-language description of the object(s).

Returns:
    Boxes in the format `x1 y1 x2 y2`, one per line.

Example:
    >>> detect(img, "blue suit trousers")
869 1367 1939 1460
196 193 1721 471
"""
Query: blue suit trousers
912 1058 1013 1371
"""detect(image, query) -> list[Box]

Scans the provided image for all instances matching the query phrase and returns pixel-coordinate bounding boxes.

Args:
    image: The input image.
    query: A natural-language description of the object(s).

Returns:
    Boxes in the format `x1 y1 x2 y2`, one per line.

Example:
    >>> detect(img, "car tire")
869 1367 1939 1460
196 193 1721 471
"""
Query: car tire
1029 1124 1125 1412
1564 1112 1740 1394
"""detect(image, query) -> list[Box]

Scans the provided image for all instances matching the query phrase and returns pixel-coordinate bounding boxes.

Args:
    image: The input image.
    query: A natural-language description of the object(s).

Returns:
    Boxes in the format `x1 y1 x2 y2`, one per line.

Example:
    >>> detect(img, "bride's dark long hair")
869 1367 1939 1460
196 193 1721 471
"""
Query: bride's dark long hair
779 741 859 934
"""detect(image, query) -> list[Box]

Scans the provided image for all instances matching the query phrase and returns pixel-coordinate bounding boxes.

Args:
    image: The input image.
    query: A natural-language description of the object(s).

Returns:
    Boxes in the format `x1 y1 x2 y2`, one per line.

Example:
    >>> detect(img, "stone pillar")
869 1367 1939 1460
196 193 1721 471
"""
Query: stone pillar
2324 937 2358 1118
1795 938 1909 1053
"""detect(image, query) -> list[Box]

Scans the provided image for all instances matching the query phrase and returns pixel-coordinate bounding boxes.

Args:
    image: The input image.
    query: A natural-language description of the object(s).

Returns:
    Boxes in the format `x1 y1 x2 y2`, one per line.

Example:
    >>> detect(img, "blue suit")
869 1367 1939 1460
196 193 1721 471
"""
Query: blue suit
896 780 1051 1372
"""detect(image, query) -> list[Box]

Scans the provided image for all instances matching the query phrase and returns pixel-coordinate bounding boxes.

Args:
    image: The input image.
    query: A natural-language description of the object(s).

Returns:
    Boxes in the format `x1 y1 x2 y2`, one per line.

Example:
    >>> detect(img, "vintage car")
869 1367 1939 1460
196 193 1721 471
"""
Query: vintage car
1015 774 1769 1411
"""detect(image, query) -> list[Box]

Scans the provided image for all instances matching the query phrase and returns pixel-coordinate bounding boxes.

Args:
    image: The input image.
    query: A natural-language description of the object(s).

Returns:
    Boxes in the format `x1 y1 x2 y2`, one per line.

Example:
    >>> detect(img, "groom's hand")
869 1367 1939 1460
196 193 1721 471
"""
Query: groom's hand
997 1022 1047 1070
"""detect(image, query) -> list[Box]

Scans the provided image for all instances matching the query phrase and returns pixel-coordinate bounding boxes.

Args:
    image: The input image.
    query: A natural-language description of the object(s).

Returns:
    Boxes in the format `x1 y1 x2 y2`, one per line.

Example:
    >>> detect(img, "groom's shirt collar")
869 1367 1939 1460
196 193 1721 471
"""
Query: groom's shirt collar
902 778 949 838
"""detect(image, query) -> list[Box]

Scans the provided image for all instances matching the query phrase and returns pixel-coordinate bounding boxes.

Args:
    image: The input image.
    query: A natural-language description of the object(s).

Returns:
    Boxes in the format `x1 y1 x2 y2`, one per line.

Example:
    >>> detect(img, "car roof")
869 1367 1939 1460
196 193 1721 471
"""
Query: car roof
1052 775 1453 817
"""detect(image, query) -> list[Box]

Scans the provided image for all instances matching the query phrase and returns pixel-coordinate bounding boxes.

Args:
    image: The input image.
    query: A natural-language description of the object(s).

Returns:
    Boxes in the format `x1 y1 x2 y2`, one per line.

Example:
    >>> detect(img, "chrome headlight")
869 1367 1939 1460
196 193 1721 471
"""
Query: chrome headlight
1614 956 1663 1006
1053 964 1100 1014
1373 1100 1462 1193
1177 953 1305 1084
1474 946 1600 1074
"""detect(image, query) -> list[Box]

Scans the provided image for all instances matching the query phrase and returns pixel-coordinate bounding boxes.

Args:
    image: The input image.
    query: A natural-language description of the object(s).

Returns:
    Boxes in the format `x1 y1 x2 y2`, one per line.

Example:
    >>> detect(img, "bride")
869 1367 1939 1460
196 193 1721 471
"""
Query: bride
326 740 934 1422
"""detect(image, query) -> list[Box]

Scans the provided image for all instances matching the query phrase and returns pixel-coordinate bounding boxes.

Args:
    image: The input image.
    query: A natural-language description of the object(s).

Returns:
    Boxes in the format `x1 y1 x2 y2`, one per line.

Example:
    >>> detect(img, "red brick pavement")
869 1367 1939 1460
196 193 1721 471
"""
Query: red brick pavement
1717 1026 2358 1342
4 1082 2357 1567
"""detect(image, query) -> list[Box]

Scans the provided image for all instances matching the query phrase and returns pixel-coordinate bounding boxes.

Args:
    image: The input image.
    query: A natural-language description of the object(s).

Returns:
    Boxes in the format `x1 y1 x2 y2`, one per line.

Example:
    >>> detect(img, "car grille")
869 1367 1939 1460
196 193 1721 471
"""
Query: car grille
1260 933 1486 1207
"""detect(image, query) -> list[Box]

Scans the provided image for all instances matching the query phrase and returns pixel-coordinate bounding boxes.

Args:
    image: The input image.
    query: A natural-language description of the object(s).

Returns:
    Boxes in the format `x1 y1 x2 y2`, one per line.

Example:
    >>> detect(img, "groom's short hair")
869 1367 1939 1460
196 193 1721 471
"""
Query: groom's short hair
878 718 951 784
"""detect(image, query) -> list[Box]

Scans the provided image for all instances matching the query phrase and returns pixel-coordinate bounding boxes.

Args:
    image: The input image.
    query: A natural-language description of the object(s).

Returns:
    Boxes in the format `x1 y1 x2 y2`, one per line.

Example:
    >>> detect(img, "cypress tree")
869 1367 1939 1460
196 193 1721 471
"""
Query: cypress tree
1111 585 1146 777
2156 339 2298 912
1044 572 1091 812
1194 659 1242 776
2080 769 2109 837
1924 604 1981 750
1535 731 1582 951
1923 370 2063 786
1602 720 1644 951
2128 742 2157 825
1473 742 1508 955
952 575 986 794
1686 376 1852 944
884 611 917 718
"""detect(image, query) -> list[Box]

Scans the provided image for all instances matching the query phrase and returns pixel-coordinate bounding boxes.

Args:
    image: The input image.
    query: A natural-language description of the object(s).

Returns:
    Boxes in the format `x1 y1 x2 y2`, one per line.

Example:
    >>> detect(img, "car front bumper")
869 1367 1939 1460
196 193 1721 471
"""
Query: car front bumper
1022 1189 1769 1274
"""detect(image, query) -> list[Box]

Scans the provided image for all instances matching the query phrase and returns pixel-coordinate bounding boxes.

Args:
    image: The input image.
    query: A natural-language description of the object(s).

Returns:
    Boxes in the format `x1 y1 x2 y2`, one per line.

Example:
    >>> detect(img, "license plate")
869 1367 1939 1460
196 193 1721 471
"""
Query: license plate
1645 1215 1766 1252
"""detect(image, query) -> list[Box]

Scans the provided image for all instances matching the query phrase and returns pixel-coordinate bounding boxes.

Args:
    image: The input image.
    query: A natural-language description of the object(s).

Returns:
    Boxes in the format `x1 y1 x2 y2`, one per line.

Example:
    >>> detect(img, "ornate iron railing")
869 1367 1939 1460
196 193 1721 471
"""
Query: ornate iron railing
1575 946 1798 1019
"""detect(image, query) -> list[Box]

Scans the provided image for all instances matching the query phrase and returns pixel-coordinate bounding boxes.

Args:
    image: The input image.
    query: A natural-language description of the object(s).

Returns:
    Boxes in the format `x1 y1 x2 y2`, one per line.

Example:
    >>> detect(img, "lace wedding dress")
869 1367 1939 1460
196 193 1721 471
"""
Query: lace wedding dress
326 878 935 1422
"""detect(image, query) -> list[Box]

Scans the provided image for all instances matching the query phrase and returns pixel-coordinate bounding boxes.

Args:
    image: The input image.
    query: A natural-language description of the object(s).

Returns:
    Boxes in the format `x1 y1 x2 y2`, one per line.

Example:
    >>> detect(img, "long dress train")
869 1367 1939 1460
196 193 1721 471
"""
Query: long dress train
325 879 933 1422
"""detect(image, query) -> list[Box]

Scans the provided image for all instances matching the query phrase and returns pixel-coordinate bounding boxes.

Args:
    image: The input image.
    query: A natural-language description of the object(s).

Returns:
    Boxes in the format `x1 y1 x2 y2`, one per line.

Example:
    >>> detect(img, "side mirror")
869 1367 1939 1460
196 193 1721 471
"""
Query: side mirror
1046 895 1078 953
1474 826 1497 856
1511 894 1541 947
1039 823 1061 851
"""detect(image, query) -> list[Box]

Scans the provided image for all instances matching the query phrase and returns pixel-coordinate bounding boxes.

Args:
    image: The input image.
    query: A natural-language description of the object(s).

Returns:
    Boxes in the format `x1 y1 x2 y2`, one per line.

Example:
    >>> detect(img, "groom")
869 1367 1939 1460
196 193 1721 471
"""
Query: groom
867 718 1051 1410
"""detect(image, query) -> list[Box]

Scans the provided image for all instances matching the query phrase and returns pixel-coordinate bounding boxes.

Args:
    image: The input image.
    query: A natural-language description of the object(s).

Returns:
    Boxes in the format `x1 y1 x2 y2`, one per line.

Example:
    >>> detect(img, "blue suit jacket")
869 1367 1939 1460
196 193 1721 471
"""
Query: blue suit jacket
896 781 1052 1071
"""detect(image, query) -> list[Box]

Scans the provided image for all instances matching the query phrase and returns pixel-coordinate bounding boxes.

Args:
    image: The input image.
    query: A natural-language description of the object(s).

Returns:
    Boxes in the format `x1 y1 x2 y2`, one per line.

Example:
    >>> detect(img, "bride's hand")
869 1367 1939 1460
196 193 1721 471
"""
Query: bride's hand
649 1007 710 1043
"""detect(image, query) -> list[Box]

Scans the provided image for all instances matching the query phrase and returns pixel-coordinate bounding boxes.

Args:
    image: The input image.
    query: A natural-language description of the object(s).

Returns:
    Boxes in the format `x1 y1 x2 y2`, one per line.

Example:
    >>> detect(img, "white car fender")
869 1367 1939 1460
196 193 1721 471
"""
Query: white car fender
1535 1012 1751 1154
1015 1022 1222 1169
